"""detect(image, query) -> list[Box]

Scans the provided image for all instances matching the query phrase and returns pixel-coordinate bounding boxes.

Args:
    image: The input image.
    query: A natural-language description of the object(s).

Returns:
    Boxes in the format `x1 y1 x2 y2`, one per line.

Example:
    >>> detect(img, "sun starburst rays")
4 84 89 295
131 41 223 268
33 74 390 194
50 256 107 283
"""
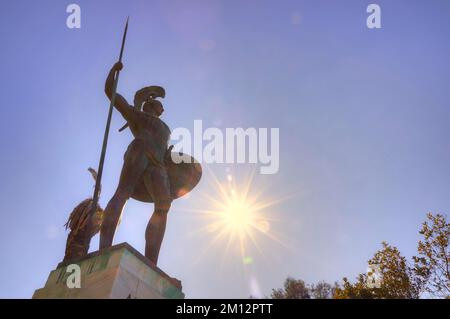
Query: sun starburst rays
178 166 290 268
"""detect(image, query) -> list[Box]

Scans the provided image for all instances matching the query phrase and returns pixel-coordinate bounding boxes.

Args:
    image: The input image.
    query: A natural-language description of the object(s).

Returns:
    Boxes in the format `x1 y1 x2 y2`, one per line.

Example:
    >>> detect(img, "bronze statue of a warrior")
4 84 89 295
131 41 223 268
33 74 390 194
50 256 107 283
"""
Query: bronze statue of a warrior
99 62 201 265
62 21 200 266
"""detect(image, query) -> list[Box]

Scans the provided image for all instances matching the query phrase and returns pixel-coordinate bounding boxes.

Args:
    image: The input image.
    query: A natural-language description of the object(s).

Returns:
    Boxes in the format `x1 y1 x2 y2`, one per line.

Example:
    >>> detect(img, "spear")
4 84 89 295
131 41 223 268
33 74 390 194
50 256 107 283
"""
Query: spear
88 18 129 233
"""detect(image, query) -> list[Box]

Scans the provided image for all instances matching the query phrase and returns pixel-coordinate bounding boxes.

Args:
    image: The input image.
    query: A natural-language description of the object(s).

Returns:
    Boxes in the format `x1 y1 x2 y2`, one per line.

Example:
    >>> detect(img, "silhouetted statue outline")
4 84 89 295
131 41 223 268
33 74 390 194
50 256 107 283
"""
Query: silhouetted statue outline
100 62 173 265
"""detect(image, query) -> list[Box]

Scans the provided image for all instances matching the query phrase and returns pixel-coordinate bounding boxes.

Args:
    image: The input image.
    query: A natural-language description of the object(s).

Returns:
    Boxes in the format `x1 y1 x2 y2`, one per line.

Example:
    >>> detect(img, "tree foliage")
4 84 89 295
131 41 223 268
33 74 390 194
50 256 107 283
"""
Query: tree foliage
413 213 450 298
311 281 337 299
271 277 311 299
270 278 339 299
271 213 449 299
334 242 420 299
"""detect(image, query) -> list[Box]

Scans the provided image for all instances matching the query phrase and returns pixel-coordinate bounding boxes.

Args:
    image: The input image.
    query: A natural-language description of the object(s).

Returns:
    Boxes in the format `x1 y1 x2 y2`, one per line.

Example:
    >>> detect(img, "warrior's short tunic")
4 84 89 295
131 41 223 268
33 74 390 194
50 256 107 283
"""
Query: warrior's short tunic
125 109 171 167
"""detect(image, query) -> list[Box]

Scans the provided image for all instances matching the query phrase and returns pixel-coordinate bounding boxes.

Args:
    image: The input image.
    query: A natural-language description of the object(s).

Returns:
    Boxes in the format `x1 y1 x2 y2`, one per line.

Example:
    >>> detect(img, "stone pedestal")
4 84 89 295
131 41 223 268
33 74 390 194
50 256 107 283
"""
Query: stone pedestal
33 243 184 299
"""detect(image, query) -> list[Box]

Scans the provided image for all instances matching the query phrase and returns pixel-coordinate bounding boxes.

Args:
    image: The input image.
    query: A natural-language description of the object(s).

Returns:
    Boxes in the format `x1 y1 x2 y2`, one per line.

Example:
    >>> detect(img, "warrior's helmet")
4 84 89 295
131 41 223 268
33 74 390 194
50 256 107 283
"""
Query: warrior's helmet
119 85 165 132
134 85 165 111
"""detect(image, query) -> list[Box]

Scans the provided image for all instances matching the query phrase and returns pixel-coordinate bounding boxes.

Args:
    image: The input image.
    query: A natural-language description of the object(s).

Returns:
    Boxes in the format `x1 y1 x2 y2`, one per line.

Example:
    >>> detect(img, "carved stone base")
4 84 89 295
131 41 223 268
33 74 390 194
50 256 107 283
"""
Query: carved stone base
32 243 184 299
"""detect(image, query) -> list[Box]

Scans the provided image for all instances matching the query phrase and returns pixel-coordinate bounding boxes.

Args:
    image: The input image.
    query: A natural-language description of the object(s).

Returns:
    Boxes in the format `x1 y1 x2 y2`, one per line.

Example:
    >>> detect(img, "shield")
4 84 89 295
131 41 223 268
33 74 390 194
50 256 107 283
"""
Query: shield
131 152 202 203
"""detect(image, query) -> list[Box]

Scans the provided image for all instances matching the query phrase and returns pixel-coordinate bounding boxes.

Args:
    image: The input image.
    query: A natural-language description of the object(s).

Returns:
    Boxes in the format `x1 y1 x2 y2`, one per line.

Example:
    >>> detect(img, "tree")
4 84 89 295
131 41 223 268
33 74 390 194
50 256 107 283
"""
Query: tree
333 275 375 299
270 277 311 299
270 213 449 299
413 213 450 298
311 281 338 299
269 278 338 299
334 242 420 299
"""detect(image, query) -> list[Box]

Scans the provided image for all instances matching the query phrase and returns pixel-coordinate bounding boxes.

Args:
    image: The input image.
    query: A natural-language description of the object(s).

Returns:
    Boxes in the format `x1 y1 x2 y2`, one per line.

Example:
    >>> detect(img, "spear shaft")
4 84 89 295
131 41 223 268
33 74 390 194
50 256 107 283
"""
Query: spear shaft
89 18 129 226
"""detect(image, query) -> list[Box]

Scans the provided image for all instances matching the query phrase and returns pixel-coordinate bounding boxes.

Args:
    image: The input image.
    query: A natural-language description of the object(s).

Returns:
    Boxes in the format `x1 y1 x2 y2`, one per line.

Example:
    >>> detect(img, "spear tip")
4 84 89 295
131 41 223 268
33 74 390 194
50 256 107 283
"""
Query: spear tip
118 16 130 62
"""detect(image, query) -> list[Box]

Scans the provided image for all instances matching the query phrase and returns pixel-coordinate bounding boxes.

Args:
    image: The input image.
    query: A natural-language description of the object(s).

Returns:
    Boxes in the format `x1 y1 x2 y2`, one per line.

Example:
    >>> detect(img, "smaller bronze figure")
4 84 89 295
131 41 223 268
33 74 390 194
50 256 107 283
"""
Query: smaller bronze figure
63 168 104 263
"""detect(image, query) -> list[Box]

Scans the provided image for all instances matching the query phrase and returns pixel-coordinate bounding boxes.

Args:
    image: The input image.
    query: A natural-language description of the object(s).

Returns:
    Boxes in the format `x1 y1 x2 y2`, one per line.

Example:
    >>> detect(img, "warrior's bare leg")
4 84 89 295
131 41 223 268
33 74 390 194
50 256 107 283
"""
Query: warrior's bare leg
145 207 169 264
100 141 148 249
143 166 172 264
99 190 130 249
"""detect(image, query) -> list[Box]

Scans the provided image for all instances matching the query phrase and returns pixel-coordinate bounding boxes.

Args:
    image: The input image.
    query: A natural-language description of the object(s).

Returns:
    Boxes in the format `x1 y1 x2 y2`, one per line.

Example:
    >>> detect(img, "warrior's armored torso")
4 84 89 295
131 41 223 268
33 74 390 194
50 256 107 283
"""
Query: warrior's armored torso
127 110 171 166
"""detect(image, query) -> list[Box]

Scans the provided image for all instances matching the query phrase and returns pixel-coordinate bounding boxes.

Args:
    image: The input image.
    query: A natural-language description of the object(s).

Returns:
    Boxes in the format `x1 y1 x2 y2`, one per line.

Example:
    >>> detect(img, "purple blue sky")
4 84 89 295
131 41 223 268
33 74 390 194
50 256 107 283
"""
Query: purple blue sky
1 0 450 298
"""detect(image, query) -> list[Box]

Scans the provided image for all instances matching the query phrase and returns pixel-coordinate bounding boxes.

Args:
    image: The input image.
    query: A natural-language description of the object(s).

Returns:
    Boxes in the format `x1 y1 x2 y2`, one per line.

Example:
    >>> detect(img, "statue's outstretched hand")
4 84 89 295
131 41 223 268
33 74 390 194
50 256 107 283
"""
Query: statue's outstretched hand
112 61 123 72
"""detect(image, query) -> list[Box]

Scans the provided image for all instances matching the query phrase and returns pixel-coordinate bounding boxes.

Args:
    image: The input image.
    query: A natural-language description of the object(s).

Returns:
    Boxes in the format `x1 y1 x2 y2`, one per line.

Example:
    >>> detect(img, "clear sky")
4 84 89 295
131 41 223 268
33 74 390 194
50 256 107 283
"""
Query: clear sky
0 0 449 298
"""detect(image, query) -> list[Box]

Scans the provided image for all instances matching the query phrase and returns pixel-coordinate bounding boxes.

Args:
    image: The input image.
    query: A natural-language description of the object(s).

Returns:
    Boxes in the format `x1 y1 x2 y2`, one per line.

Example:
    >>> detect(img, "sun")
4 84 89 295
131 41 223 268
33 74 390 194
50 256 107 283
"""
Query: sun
182 167 288 264
218 196 256 233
